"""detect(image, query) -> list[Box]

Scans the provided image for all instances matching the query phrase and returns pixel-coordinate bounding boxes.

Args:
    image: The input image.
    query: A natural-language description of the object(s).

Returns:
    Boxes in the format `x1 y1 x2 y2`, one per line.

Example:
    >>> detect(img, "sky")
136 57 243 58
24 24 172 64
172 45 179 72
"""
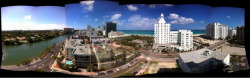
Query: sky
1 1 245 30
1 6 66 30
66 1 244 30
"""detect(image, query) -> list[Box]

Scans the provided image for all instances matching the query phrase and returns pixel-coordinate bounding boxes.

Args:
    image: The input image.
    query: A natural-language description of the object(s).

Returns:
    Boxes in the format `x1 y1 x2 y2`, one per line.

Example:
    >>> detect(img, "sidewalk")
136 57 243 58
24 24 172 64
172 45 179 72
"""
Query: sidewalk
136 60 151 76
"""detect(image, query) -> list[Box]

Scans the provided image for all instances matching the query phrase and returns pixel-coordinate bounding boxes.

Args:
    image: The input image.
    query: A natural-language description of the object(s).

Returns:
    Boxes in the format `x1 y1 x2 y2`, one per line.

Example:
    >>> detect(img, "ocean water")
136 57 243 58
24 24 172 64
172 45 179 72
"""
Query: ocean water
117 30 205 36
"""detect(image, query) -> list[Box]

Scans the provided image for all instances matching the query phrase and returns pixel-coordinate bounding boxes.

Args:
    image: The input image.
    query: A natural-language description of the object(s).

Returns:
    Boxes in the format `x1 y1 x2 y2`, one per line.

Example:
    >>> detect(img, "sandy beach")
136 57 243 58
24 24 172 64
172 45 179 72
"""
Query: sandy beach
193 34 205 37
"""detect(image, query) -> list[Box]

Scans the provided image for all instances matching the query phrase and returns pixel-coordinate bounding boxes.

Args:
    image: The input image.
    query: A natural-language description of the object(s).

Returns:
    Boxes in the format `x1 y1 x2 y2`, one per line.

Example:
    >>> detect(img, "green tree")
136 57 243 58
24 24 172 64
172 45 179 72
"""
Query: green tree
100 67 105 71
87 64 94 72
226 36 231 40
64 64 69 70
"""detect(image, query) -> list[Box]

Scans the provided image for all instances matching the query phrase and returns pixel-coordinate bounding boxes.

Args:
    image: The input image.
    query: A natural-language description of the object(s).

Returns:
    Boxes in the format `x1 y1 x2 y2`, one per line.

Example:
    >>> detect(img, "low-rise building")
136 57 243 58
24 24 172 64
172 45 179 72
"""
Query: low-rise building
63 28 74 33
89 35 104 42
63 36 92 68
178 48 230 73
108 31 131 40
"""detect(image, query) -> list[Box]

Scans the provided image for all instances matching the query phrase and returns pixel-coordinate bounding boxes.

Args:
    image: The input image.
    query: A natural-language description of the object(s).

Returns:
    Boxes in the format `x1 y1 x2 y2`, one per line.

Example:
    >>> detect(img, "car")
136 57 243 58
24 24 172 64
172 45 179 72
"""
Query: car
128 64 131 66
51 55 54 58
97 72 106 75
115 68 120 72
106 70 114 74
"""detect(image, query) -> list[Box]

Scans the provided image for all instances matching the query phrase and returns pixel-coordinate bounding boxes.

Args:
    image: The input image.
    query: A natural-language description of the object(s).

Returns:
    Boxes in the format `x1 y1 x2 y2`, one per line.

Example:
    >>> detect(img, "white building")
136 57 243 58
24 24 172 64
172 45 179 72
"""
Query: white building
228 28 236 37
108 31 131 40
154 13 171 44
206 23 228 39
63 36 92 68
178 48 230 73
154 13 193 51
178 30 193 51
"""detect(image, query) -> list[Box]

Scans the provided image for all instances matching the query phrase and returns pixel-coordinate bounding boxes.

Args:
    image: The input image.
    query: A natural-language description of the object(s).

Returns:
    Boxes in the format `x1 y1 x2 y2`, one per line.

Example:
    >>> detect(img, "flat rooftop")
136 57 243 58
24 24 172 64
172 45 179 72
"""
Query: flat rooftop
179 48 230 64
65 36 91 55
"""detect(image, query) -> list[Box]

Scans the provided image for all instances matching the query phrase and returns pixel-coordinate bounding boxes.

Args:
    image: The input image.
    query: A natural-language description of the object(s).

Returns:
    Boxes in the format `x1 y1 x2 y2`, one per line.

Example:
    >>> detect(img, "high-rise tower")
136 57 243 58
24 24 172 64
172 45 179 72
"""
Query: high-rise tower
154 13 171 44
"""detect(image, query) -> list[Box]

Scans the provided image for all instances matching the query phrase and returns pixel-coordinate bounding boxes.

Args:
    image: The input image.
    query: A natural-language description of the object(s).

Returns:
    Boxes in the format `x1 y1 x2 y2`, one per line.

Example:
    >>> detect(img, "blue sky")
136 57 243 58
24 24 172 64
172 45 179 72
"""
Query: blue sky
1 1 244 30
1 6 65 30
66 1 244 30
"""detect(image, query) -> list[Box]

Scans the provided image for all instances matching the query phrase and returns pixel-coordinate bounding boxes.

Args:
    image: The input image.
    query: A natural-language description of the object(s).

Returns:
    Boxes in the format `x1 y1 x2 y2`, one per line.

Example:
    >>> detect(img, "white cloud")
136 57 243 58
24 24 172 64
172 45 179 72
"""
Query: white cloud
24 15 31 20
109 13 124 26
128 15 157 28
149 5 156 8
2 21 66 30
80 1 95 12
127 5 138 11
94 19 98 21
164 4 174 7
200 21 205 23
102 15 110 18
226 16 231 18
73 22 77 24
149 4 174 8
84 15 89 17
111 14 122 20
167 13 194 24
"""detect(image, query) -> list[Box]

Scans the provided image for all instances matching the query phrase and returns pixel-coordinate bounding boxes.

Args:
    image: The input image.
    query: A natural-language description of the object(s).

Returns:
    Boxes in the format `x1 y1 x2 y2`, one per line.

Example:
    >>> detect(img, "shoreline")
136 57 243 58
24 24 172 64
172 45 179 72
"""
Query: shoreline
124 33 205 37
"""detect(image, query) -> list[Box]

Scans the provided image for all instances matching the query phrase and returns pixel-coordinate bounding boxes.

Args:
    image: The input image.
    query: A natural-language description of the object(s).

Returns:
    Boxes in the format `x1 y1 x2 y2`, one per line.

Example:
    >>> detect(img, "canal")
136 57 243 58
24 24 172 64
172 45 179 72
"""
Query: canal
1 34 72 66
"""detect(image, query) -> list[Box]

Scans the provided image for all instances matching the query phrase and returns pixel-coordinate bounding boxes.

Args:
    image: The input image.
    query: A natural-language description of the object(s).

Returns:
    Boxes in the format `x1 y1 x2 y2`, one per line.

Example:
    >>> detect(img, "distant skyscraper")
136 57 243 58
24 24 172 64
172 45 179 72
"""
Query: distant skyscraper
102 25 106 31
105 22 117 37
97 26 101 30
236 25 245 40
90 28 95 31
87 25 91 31
228 28 236 37
206 23 228 39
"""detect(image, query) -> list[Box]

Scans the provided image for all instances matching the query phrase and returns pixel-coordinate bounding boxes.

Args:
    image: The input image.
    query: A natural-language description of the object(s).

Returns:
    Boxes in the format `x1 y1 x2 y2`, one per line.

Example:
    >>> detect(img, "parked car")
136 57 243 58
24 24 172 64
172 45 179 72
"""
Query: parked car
106 70 114 74
96 72 106 75
115 68 120 72
128 64 131 66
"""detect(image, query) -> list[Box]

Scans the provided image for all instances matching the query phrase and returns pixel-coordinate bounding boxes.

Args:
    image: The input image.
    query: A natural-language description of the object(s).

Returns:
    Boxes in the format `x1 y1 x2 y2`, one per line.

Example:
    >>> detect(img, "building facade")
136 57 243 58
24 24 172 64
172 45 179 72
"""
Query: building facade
178 30 193 51
63 36 92 68
154 13 170 44
104 22 117 37
108 31 131 40
154 13 193 51
236 25 245 40
206 23 228 39
228 28 236 37
63 28 74 33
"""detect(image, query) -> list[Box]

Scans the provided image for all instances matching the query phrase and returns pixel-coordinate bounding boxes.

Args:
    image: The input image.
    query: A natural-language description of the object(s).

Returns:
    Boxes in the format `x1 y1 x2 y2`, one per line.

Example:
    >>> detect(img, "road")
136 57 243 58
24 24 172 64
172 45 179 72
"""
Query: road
207 40 227 50
3 40 64 72
95 60 147 78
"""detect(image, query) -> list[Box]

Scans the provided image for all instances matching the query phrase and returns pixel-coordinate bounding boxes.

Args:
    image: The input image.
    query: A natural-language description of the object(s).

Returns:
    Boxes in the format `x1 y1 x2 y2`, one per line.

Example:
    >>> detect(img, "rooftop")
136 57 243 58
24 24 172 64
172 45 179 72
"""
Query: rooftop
65 36 91 55
179 48 230 64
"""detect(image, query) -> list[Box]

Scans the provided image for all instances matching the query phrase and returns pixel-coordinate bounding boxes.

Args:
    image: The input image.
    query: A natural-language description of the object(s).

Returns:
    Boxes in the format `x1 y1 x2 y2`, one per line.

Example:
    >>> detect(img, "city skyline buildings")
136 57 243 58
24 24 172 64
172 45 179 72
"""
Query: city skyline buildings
154 13 193 51
1 1 245 31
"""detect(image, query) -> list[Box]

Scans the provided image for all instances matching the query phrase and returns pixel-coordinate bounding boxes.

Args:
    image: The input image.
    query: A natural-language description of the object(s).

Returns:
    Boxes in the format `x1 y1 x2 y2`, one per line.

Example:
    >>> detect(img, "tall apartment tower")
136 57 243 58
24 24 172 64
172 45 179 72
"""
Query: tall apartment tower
206 23 228 39
178 30 193 50
154 13 171 44
105 22 117 37
228 28 236 37
87 24 91 31
236 25 245 40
